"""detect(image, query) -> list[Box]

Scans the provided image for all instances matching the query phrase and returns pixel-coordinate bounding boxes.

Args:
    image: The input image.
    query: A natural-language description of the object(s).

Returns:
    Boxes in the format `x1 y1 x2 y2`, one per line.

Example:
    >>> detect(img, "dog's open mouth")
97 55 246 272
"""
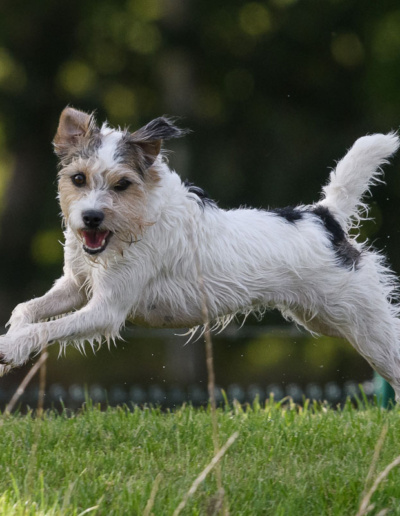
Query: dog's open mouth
80 229 112 254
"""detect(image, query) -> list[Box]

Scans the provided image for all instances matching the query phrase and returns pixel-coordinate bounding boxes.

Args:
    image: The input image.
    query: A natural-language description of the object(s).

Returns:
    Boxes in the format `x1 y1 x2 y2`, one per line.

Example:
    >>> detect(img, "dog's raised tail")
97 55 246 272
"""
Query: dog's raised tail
319 132 399 230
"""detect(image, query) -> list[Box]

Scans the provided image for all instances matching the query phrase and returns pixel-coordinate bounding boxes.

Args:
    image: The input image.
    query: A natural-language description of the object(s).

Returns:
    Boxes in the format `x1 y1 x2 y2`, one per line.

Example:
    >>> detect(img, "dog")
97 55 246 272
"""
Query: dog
1 106 400 401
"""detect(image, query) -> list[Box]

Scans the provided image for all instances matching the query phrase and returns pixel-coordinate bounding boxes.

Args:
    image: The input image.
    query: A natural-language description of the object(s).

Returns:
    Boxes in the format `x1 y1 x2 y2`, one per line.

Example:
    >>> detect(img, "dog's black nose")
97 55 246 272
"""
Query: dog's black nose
82 210 104 228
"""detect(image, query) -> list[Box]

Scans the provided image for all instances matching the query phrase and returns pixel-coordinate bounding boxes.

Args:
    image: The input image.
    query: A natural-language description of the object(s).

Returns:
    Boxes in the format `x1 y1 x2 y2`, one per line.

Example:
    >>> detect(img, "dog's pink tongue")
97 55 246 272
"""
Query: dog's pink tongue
83 230 108 249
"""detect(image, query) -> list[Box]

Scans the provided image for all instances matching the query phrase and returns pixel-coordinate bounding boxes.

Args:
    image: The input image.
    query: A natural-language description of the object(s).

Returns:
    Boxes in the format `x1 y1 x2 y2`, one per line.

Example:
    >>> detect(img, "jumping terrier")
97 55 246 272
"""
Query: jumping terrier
1 107 400 400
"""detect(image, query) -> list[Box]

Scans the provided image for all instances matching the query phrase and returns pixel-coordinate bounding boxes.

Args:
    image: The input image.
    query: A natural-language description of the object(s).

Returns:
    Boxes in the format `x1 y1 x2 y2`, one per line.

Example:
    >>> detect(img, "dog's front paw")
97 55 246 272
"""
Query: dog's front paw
0 326 42 368
0 333 22 368
6 302 35 333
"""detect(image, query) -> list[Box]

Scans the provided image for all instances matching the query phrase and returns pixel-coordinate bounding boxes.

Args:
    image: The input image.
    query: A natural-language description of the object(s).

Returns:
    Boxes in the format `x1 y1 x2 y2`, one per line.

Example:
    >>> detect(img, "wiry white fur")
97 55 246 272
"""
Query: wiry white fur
97 124 124 168
2 129 400 401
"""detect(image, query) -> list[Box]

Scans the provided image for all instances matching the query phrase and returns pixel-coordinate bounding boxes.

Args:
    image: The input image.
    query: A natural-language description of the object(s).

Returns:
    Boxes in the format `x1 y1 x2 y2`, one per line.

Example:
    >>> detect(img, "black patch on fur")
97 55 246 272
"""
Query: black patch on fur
312 205 361 269
272 206 304 224
114 132 148 176
184 180 217 209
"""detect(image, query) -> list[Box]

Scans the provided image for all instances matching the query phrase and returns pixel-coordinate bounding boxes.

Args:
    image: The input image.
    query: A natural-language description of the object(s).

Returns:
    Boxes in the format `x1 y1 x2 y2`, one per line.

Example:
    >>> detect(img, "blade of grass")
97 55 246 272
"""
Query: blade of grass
77 505 101 516
173 431 239 516
362 423 388 498
356 454 400 516
143 473 162 516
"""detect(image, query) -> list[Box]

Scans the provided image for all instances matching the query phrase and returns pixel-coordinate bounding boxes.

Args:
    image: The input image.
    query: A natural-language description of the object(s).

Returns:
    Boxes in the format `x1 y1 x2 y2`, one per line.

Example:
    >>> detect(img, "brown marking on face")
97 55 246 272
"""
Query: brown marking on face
58 158 151 257
105 186 148 247
103 168 149 248
58 158 104 221
104 167 141 188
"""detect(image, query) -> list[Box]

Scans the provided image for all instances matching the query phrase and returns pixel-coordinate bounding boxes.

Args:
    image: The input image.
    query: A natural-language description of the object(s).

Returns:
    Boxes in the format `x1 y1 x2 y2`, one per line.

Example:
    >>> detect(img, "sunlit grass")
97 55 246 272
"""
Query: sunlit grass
0 400 399 515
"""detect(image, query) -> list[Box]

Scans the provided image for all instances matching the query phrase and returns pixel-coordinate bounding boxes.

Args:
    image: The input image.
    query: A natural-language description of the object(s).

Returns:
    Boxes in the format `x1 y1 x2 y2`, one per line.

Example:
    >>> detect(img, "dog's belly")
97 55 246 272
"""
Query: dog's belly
128 303 203 329
281 306 343 338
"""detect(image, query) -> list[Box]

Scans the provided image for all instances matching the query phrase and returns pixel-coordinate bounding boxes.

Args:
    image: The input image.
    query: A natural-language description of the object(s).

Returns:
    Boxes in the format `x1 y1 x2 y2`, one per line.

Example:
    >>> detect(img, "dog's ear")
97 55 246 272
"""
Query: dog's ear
54 107 96 158
130 117 188 167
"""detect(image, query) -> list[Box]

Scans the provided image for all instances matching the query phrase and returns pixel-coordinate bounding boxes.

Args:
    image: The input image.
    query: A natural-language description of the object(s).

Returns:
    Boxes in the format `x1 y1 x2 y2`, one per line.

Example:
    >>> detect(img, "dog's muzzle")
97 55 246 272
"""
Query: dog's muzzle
80 210 111 254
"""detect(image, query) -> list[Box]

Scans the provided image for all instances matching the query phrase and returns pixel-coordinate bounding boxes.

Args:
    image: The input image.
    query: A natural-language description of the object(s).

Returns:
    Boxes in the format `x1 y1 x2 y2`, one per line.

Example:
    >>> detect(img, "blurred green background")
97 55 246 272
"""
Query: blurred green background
0 0 400 403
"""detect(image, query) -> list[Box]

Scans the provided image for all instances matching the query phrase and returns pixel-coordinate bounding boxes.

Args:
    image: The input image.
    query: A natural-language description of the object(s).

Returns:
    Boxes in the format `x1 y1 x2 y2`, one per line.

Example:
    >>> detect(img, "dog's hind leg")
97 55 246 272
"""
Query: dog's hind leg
339 312 400 401
286 300 400 400
340 256 400 401
286 256 400 400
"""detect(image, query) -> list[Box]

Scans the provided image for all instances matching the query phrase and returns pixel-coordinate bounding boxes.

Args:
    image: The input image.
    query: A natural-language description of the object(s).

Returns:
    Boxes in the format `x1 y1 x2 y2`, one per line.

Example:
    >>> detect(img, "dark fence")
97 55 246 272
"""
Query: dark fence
0 378 378 412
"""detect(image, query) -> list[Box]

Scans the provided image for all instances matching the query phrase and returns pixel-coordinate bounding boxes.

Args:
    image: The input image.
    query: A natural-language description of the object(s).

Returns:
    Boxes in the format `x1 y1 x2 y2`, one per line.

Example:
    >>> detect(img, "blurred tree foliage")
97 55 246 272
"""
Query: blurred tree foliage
1 0 400 322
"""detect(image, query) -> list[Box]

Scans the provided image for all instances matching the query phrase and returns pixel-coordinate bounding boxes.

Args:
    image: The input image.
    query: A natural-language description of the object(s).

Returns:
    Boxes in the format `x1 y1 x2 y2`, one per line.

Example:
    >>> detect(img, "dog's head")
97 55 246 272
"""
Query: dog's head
54 107 185 258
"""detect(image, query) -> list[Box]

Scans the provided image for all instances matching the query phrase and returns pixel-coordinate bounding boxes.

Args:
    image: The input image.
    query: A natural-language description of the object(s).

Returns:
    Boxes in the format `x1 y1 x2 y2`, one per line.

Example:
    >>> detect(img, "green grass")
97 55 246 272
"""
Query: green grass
0 399 399 515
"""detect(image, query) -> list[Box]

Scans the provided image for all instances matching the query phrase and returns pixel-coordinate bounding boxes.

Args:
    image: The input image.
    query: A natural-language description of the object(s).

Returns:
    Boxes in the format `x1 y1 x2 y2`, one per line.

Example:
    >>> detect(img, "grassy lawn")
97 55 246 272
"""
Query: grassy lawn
0 399 399 515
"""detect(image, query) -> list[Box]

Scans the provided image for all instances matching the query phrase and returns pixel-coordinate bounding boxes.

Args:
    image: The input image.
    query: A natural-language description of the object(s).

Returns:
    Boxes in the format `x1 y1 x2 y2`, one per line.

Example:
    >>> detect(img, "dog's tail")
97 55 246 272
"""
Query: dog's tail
318 132 399 230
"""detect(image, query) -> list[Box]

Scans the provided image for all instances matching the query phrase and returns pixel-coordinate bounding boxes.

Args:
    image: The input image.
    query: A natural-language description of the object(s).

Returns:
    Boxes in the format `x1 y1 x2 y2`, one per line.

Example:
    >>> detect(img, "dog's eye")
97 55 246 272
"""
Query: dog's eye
114 179 131 192
71 173 86 187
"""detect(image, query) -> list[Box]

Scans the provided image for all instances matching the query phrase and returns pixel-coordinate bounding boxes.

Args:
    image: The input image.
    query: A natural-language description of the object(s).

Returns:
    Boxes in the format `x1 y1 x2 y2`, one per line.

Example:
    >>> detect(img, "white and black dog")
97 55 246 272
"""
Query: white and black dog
1 107 400 400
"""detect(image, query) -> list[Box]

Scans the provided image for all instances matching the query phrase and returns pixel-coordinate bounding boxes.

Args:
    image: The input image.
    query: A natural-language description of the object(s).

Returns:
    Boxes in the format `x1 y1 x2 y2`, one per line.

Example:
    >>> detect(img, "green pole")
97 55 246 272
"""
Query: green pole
374 373 395 408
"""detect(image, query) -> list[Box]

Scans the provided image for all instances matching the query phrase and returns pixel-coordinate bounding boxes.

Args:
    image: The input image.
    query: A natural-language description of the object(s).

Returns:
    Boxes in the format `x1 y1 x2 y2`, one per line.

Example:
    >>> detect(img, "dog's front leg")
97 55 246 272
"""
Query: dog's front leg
0 293 130 369
6 274 87 333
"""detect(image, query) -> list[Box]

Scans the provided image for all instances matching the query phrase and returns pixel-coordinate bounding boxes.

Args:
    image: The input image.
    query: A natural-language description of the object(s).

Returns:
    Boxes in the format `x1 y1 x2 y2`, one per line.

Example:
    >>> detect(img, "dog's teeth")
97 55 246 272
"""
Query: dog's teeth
102 238 106 246
83 236 87 245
